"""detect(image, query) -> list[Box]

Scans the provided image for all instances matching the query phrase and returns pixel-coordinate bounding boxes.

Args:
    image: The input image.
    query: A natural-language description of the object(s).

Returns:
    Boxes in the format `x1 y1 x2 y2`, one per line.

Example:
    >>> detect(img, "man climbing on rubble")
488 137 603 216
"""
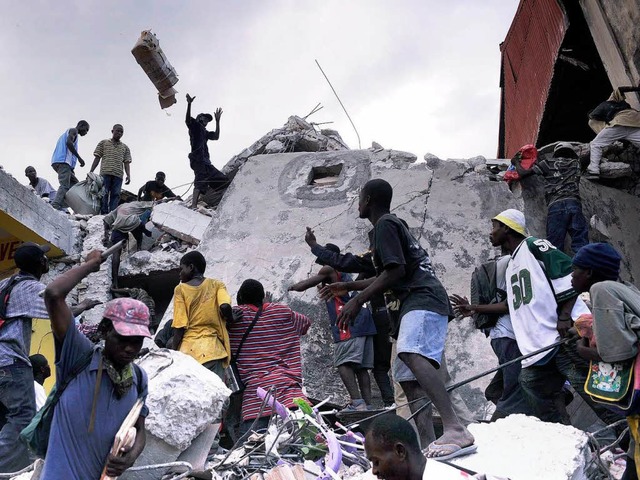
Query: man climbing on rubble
41 251 151 479
512 142 589 254
185 93 229 209
490 209 622 427
229 279 312 438
50 120 90 211
571 243 640 480
169 251 233 379
0 243 50 473
308 229 475 424
138 171 177 201
24 166 57 199
289 243 377 412
103 185 165 288
326 179 475 460
587 85 640 178
90 124 132 214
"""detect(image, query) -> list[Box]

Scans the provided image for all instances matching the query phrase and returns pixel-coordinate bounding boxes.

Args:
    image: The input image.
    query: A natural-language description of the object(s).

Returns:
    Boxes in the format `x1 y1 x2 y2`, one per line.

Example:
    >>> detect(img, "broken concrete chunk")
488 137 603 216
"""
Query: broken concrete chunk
449 414 589 479
600 162 633 178
129 250 152 267
265 139 286 153
423 152 442 169
151 202 212 244
467 155 487 168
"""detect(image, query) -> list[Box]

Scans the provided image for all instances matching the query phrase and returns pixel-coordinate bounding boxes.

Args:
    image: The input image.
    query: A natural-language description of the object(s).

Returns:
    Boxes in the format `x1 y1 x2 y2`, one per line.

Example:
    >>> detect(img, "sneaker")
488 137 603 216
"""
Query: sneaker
385 403 397 410
340 400 367 413
584 170 600 180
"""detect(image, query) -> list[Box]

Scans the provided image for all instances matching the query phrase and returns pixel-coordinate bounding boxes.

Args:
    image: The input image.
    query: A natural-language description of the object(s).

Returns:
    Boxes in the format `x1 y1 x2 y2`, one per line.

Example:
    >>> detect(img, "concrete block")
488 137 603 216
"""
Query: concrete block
600 161 633 178
137 349 230 450
450 414 590 479
151 202 212 244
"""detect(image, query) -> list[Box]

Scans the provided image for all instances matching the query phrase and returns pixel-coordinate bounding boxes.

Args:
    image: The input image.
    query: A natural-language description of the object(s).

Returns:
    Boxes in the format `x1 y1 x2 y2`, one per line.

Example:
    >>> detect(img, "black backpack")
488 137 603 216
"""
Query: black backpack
470 260 507 332
0 274 29 329
589 100 631 123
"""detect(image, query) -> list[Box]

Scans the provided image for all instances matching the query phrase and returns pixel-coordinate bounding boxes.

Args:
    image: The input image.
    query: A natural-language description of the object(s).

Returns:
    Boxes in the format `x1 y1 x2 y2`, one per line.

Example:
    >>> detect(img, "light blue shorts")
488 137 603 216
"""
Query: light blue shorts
392 310 448 383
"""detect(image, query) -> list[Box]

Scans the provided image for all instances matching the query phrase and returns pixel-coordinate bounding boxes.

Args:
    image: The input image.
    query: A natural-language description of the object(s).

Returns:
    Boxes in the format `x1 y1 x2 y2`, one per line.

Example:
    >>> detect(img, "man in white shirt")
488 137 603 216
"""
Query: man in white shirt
29 354 51 411
491 209 620 426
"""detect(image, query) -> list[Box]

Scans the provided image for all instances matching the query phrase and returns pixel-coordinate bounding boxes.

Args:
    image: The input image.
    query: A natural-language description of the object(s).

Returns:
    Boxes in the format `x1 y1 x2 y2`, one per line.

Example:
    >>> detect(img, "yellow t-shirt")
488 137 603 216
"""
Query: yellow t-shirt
172 278 232 366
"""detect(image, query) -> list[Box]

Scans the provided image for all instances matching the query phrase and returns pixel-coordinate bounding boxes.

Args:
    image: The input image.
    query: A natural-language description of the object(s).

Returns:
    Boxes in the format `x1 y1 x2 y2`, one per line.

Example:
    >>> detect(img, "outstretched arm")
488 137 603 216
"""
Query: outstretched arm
186 94 195 124
337 265 404 328
66 128 85 167
511 152 535 178
44 251 103 341
289 266 333 292
207 108 222 140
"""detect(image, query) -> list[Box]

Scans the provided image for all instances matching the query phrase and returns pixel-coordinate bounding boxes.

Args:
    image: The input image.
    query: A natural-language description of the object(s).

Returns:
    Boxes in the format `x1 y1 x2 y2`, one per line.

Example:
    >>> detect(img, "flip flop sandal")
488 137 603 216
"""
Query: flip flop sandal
424 443 478 461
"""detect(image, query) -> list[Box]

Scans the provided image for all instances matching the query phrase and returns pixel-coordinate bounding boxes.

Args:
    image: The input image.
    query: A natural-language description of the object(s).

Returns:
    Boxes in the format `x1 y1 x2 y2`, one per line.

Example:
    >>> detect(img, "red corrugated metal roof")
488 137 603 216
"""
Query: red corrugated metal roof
499 0 568 157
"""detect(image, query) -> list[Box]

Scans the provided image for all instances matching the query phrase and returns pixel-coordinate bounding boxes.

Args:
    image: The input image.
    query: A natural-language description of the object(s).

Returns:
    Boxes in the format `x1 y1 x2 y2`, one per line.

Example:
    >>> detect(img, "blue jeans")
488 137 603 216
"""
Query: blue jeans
489 337 532 419
101 174 123 214
546 198 589 254
0 363 35 473
519 344 622 426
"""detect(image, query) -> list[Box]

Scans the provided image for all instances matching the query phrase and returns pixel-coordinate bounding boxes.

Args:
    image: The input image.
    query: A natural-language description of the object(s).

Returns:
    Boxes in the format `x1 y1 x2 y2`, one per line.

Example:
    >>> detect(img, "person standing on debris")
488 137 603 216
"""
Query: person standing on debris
325 179 475 460
103 190 164 288
512 143 589 254
169 251 233 378
308 229 475 423
302 228 395 408
0 243 50 473
185 93 229 209
290 243 377 412
490 209 622 427
450 253 532 421
90 124 132 214
570 243 640 479
41 251 151 479
29 354 51 411
587 85 640 178
50 120 90 211
25 166 57 199
230 279 312 437
138 172 177 201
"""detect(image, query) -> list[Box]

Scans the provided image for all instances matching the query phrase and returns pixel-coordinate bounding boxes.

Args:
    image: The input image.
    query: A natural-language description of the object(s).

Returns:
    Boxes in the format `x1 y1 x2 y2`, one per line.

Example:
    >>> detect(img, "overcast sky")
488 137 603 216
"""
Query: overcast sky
0 1 519 197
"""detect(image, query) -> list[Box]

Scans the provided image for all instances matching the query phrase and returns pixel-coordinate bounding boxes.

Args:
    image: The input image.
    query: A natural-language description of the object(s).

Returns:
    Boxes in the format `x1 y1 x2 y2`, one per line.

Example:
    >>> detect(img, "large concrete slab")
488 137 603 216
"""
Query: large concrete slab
151 202 212 245
0 168 79 271
167 150 525 411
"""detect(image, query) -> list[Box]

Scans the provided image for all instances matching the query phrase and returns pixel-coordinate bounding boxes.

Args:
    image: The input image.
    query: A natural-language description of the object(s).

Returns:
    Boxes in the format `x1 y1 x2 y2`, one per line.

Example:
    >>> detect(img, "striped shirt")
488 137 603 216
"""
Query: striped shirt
229 303 311 421
93 139 132 178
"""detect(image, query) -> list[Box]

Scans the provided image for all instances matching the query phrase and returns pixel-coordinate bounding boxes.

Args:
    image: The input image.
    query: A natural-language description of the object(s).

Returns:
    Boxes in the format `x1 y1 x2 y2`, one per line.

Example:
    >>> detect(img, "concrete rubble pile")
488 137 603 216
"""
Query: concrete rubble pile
221 115 349 181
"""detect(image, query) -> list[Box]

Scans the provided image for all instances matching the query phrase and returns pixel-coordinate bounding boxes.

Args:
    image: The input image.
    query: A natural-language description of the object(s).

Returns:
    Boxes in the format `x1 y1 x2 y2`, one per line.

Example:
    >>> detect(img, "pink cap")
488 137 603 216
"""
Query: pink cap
103 298 152 338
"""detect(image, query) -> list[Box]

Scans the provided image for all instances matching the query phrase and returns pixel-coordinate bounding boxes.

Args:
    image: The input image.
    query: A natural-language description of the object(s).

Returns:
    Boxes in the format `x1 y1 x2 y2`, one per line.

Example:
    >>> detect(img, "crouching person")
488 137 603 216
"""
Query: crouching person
41 250 151 479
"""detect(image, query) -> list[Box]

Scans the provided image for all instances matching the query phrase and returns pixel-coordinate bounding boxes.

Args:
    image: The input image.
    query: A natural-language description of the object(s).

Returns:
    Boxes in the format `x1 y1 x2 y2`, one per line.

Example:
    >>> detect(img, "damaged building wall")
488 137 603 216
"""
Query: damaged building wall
580 0 640 104
513 175 640 283
158 149 526 412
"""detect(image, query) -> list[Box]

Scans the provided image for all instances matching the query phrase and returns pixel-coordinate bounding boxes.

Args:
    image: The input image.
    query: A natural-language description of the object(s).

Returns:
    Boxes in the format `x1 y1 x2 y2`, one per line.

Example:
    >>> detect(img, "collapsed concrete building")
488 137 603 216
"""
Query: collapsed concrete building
3 105 640 478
